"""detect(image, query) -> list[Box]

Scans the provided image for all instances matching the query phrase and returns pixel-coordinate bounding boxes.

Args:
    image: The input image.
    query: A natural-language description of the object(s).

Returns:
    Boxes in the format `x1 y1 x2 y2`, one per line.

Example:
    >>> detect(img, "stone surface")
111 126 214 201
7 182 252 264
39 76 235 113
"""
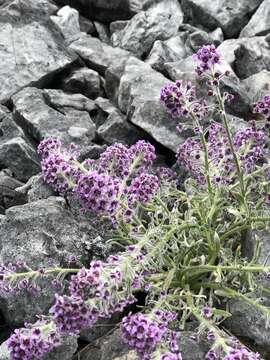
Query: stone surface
0 0 77 103
111 0 183 58
181 0 262 38
69 34 130 75
16 173 55 203
0 196 105 325
218 36 270 80
242 70 270 103
118 57 183 152
50 5 81 44
0 107 40 182
12 87 96 147
0 169 25 214
61 67 101 99
0 335 78 360
240 0 270 37
94 21 110 44
95 97 143 145
225 296 270 355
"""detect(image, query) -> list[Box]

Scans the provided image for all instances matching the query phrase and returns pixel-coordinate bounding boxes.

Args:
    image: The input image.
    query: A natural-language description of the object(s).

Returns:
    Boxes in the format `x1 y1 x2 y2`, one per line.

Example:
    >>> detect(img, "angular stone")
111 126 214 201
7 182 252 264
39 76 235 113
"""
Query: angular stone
0 109 40 182
0 196 104 325
79 15 95 34
240 0 270 37
93 21 110 44
12 87 96 147
118 57 183 152
0 335 78 360
16 173 55 203
50 5 81 44
181 0 262 38
146 35 187 73
218 36 270 80
95 97 143 145
111 0 183 58
0 169 25 213
61 67 101 99
69 34 130 75
0 0 77 103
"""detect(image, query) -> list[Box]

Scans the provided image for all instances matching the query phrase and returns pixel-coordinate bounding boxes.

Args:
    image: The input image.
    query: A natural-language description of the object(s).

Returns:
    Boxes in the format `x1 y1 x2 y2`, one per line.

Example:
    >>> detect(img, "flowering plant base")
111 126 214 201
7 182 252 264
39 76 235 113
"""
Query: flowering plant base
3 45 270 360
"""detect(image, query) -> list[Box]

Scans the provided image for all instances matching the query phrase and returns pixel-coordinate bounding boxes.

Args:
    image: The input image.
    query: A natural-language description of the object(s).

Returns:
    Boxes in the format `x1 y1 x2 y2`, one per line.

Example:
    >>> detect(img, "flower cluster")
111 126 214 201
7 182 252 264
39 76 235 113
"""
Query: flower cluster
127 173 159 205
160 80 208 120
193 44 221 75
121 311 179 360
7 324 59 360
74 171 120 215
49 294 97 334
252 94 270 121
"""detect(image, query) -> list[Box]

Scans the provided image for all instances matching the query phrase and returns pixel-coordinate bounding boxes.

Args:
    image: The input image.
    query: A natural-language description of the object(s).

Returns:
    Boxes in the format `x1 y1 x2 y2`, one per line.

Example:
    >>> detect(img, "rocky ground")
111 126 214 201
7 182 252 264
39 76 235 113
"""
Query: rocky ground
0 0 270 359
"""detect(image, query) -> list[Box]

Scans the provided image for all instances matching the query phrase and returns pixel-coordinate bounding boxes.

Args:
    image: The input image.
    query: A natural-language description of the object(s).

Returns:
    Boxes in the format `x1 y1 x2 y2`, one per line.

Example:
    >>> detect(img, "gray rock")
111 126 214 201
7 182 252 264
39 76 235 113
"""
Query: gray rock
0 109 40 182
186 27 224 51
79 15 95 34
62 67 101 99
69 34 131 75
0 0 77 103
0 335 78 360
78 329 208 360
225 296 270 355
110 21 129 36
242 70 270 103
94 21 110 44
95 97 143 145
16 173 55 203
0 196 104 325
0 169 26 213
118 57 183 152
54 0 133 22
50 5 81 44
218 36 270 80
12 87 96 147
80 314 121 343
145 35 187 73
181 0 262 38
111 0 183 58
240 0 270 37
77 144 106 162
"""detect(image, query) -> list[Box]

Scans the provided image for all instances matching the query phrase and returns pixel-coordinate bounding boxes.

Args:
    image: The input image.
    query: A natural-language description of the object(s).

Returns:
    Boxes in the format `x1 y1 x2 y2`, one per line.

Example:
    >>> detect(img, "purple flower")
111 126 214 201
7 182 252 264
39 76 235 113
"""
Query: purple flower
49 295 98 334
205 350 218 360
121 312 168 359
129 140 157 171
253 94 270 120
37 137 61 158
7 324 59 360
160 80 208 119
74 171 120 216
193 44 221 75
98 143 131 177
202 306 213 319
224 346 261 360
127 173 159 205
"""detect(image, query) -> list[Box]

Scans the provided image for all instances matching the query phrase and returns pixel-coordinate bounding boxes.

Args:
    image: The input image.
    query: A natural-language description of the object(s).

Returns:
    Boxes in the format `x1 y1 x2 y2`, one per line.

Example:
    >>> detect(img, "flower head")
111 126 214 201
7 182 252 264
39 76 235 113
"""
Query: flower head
194 44 221 75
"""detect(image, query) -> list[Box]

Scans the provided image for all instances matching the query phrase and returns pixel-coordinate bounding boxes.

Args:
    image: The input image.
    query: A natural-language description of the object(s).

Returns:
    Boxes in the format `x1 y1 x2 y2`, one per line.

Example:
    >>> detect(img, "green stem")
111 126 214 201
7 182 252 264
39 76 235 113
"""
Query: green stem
3 267 79 281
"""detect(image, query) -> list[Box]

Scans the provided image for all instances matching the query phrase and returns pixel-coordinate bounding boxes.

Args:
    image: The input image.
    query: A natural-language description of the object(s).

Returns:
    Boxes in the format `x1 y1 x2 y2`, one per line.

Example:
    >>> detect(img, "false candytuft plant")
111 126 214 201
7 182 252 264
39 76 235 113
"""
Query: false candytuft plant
3 44 270 360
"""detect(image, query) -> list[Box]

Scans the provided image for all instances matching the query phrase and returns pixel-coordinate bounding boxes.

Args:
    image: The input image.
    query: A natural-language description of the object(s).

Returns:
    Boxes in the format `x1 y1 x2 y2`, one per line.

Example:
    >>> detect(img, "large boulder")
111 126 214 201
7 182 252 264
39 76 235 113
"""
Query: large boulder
111 0 184 58
240 0 270 37
181 0 262 38
12 87 96 147
0 0 77 103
